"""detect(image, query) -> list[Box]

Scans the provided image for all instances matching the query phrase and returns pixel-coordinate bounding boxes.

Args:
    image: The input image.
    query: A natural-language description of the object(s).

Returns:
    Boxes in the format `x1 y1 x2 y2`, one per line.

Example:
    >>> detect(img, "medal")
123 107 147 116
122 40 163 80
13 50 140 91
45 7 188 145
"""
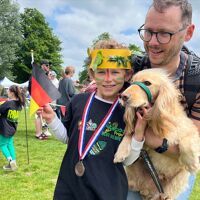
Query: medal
75 160 85 177
75 92 119 176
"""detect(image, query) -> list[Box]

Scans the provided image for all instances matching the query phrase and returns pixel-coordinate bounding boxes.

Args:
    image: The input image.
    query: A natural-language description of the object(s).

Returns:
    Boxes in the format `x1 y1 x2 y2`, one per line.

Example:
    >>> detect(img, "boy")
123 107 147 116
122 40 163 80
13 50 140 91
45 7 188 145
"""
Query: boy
40 39 146 200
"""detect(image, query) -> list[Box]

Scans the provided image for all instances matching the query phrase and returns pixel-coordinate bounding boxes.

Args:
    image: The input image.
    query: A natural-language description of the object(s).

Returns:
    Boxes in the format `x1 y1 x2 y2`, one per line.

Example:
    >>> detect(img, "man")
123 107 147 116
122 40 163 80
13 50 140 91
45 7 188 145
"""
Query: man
28 59 50 140
57 66 76 119
128 0 200 199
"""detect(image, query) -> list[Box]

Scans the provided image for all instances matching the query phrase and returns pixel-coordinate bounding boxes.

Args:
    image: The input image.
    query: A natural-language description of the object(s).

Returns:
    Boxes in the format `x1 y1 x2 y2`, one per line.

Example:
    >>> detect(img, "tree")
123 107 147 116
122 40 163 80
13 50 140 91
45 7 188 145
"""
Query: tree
14 8 63 82
0 0 22 80
128 44 143 54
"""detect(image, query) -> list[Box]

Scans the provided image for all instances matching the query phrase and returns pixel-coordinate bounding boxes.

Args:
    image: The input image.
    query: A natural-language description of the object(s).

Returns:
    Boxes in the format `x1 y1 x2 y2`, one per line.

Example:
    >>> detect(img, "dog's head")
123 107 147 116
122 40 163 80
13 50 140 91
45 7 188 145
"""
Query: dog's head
120 68 182 136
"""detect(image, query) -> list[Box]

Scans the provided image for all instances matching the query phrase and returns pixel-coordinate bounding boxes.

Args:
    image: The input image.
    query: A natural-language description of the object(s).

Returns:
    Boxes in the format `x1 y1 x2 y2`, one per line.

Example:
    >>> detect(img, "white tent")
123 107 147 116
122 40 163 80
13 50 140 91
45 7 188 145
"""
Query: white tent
0 77 28 88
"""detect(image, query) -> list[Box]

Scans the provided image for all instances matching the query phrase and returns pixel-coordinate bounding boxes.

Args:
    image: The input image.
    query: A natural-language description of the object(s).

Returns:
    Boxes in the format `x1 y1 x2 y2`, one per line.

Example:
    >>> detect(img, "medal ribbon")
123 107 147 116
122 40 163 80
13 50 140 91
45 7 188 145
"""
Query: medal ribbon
78 92 119 160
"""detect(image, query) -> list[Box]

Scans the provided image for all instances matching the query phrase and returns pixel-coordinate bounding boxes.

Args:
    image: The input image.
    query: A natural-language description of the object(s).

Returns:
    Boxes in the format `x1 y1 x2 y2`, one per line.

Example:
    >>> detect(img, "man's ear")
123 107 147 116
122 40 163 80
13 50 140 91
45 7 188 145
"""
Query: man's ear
185 24 195 42
125 69 133 82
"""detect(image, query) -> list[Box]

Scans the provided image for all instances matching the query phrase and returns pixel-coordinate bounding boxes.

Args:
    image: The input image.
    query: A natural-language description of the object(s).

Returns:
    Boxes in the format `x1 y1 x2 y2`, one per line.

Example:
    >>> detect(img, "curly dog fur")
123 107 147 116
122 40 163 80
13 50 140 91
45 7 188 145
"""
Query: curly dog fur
114 69 200 200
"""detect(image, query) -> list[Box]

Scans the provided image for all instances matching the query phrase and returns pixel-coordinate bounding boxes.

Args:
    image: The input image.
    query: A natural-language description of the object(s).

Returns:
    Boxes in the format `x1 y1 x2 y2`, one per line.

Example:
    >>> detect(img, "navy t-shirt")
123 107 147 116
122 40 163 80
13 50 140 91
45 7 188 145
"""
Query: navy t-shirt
54 93 128 200
0 100 22 137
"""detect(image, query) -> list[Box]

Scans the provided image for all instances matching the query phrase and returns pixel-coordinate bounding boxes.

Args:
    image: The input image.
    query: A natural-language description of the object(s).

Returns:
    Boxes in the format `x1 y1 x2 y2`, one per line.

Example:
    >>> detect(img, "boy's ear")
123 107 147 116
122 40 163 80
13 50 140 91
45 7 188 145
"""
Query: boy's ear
88 69 95 79
125 69 133 82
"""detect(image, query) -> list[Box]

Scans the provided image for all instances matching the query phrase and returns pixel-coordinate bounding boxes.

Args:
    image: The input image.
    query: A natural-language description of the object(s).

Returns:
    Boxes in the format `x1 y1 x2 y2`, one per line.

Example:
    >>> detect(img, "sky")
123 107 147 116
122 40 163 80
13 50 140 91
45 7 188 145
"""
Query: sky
16 0 200 80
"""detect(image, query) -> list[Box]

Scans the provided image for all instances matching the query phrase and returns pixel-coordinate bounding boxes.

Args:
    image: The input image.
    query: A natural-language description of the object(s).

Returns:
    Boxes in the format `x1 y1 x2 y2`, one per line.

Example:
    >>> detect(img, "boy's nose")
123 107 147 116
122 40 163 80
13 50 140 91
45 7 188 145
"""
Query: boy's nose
105 71 112 81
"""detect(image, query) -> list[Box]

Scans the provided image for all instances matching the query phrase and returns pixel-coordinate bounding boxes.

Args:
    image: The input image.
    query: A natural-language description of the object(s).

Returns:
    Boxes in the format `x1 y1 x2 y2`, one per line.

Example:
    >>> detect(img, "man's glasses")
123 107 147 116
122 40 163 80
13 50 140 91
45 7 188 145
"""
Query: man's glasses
138 24 187 44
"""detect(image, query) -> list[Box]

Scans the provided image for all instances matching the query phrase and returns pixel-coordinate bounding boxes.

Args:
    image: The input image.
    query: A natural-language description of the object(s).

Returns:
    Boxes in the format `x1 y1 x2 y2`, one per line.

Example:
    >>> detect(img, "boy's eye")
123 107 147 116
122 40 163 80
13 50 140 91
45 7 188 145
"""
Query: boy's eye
112 70 120 74
97 71 105 74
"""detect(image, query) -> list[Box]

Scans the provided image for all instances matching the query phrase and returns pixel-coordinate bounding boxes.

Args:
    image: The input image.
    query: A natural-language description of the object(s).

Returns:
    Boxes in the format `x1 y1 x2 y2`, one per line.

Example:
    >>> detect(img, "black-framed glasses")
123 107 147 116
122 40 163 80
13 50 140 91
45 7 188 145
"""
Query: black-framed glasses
138 24 187 44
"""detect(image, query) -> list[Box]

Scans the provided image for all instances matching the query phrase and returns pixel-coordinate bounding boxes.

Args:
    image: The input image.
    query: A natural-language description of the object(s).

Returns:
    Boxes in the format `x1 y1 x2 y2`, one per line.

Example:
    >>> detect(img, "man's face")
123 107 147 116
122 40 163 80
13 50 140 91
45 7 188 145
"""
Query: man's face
41 64 50 72
143 6 188 67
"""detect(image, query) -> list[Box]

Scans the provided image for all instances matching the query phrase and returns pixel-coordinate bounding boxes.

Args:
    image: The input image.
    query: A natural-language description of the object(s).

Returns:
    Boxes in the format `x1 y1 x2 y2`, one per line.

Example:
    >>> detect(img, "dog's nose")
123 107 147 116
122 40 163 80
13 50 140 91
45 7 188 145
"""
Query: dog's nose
119 93 129 102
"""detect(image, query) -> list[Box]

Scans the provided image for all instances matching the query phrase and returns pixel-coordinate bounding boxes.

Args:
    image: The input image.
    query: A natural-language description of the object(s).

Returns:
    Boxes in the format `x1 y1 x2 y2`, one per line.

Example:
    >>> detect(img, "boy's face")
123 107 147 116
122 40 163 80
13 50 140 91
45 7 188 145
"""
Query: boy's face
92 68 129 102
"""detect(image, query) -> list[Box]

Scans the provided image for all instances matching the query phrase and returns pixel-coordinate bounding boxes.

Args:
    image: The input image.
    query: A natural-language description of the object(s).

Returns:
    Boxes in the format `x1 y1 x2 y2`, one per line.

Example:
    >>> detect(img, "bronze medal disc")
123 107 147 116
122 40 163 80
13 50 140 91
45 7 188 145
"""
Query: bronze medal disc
75 161 85 177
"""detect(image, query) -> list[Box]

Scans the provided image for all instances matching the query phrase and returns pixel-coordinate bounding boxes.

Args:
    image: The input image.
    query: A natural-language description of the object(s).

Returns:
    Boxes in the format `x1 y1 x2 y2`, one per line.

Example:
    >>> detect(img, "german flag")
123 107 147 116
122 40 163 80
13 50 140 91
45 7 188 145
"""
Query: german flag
29 65 61 116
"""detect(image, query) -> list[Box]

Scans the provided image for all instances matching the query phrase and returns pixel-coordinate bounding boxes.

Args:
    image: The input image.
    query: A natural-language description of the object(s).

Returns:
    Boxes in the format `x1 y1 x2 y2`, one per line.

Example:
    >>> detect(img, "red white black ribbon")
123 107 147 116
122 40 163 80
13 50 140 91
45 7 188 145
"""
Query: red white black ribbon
78 92 119 160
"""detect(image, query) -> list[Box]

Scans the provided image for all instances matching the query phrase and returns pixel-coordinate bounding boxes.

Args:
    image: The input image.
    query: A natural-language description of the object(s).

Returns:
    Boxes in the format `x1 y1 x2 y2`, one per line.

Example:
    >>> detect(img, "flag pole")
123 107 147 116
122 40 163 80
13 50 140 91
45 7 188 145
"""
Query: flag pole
24 49 34 164
24 100 30 164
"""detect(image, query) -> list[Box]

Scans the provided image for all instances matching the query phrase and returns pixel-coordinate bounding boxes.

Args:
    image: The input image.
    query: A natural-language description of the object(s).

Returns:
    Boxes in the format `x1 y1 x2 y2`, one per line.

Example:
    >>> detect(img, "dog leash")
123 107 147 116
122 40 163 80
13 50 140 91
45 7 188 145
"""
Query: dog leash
140 149 164 194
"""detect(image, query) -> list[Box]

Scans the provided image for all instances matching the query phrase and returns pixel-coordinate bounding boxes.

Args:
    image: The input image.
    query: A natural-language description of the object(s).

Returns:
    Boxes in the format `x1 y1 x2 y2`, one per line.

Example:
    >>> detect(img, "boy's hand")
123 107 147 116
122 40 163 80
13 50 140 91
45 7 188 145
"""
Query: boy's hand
133 107 150 142
36 104 55 124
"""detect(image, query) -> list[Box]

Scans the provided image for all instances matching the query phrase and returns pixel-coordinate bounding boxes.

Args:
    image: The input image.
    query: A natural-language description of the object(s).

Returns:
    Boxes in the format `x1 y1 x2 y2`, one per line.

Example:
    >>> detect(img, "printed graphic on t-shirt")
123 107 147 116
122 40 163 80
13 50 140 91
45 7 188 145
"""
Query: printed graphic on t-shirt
80 119 124 156
86 119 97 131
89 141 106 155
102 122 124 141
7 109 19 122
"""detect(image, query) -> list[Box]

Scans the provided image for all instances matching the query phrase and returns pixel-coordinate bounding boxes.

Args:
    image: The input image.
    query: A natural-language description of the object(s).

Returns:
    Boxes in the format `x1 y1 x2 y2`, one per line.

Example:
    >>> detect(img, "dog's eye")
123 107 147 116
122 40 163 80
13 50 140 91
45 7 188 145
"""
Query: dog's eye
143 81 151 86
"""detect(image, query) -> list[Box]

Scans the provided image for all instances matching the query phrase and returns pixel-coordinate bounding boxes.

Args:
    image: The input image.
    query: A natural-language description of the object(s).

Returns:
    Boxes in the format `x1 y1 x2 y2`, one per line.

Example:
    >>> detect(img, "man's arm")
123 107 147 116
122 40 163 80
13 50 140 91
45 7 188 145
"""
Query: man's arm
144 117 200 157
192 119 200 136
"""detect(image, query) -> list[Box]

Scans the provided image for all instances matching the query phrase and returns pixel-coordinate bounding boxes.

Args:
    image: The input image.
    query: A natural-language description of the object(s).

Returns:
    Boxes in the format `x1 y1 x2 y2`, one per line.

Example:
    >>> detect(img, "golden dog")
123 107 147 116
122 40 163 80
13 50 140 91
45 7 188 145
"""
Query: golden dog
114 68 200 200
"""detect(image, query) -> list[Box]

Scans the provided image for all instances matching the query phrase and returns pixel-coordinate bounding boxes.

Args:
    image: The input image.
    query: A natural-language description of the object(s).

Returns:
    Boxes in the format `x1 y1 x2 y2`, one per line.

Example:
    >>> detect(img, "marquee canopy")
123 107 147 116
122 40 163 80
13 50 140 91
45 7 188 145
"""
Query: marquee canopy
0 77 28 88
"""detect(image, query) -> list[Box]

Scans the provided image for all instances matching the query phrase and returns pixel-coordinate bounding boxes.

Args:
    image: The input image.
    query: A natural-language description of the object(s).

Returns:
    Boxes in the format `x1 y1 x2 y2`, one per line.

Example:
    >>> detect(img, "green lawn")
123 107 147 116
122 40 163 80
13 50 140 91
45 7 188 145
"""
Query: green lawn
0 109 66 200
0 109 199 199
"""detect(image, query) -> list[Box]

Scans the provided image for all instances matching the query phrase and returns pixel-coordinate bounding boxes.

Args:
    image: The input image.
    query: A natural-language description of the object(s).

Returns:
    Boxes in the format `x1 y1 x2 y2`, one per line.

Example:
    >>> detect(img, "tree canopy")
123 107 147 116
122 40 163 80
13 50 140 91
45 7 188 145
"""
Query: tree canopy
0 0 22 80
14 8 63 82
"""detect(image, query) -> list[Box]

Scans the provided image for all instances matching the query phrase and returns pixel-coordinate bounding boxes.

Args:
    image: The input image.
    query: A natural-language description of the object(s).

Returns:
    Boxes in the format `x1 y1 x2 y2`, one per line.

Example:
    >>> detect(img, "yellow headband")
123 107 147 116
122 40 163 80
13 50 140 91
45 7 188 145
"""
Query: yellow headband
89 49 132 70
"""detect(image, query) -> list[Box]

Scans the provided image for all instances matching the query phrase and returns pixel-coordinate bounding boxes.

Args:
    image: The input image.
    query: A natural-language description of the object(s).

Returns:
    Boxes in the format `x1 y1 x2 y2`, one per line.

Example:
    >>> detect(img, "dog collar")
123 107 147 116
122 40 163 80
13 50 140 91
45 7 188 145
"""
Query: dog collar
131 81 152 103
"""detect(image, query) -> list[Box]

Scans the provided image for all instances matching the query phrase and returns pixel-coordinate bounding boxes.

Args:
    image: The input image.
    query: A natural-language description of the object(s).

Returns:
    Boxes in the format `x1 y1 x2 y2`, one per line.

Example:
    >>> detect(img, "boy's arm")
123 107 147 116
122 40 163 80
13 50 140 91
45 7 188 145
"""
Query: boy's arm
40 104 68 143
123 136 144 166
48 115 68 143
123 109 147 166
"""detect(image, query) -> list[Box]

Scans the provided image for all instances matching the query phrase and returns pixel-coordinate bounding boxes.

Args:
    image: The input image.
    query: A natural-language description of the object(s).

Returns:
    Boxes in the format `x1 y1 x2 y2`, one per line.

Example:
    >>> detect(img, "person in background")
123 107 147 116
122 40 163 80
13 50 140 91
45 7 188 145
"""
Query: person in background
127 0 200 199
48 70 60 119
38 38 148 200
0 85 26 171
28 59 50 140
49 70 59 88
57 66 76 119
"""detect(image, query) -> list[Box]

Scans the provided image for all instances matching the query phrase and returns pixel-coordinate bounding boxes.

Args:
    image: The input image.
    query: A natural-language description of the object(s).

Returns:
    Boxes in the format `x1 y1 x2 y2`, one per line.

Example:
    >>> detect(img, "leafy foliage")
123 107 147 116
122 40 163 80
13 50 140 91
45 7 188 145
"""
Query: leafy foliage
14 8 63 82
92 32 110 47
108 56 129 68
0 0 22 80
92 51 103 70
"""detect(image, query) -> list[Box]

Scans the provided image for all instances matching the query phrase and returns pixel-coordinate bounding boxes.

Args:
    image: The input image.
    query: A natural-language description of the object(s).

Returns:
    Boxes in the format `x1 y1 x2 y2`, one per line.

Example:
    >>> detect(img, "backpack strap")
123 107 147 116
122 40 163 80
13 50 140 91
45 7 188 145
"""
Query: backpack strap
131 54 150 73
184 54 200 112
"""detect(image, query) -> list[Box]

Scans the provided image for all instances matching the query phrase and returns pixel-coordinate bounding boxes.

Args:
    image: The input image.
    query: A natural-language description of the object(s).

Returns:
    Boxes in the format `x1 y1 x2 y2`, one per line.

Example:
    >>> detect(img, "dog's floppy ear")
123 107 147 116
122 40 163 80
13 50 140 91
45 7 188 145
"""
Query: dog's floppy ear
150 78 180 136
124 106 136 135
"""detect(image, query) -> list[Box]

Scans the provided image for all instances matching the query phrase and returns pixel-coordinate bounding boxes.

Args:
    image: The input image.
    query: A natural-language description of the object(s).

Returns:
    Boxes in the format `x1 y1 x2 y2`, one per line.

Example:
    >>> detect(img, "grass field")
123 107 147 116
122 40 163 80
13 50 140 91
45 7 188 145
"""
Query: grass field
0 109 199 200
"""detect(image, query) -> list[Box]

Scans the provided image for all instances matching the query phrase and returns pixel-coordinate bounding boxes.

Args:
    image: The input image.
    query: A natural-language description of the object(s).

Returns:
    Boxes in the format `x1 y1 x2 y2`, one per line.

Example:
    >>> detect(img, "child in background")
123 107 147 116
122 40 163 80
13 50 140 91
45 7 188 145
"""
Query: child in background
40 39 147 200
0 85 26 171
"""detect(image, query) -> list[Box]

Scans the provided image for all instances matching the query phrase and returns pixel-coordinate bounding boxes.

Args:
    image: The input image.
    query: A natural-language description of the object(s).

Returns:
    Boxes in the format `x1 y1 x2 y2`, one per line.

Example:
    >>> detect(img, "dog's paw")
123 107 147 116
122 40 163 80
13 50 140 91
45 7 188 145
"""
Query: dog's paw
113 144 131 163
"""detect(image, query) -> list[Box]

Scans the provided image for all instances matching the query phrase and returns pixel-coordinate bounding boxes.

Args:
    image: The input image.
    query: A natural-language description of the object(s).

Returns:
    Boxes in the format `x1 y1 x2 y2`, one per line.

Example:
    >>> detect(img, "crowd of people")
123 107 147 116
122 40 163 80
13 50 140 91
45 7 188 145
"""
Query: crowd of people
0 0 199 199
